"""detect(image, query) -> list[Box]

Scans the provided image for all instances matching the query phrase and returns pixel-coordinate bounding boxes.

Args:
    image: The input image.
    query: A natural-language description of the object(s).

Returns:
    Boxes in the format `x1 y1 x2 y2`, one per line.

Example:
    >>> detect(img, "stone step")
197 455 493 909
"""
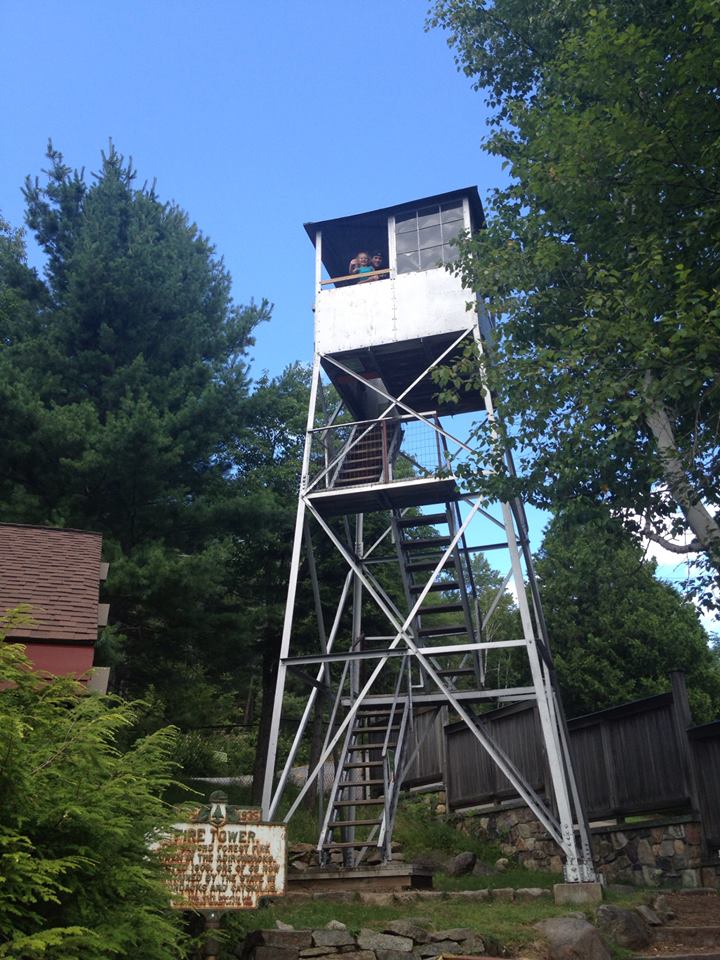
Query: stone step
654 927 720 947
634 954 720 960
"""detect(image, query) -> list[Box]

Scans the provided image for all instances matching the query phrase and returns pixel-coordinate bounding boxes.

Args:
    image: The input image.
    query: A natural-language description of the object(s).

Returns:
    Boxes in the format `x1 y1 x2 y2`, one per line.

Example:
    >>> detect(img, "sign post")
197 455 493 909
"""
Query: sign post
160 791 287 958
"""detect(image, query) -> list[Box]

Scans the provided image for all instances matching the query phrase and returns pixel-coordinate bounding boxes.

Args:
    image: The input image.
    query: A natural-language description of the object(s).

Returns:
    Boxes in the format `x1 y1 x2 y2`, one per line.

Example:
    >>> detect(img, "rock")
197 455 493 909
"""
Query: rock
415 890 446 901
357 931 414 954
277 921 295 931
253 948 300 960
383 921 430 943
637 839 655 866
596 905 651 950
248 931 313 951
495 857 510 872
430 929 475 943
535 917 611 960
299 950 337 958
472 861 494 876
446 851 477 876
325 921 347 931
651 894 675 922
312 930 354 948
635 905 662 926
335 954 375 960
491 888 515 902
447 889 490 901
516 888 549 901
461 938 486 956
312 891 357 903
417 942 463 958
393 892 418 905
377 952 414 960
358 891 395 906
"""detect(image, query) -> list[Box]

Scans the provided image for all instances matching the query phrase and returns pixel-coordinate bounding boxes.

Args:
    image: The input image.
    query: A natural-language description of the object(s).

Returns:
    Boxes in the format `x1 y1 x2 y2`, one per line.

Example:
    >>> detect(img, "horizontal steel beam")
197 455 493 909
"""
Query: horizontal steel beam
282 640 527 667
341 687 536 707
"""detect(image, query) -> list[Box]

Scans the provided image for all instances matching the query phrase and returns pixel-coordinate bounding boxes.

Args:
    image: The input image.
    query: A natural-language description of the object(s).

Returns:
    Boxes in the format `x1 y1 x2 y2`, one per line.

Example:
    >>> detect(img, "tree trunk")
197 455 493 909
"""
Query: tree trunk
250 633 279 806
643 374 720 572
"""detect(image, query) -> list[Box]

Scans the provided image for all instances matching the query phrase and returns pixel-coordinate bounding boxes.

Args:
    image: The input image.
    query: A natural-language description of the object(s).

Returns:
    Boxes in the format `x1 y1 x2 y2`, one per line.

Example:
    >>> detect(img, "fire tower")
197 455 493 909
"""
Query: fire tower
261 188 596 882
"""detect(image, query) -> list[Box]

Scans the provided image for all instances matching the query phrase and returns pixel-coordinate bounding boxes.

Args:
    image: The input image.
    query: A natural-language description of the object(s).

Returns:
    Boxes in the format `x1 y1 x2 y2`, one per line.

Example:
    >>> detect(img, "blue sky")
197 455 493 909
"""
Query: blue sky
2 0 713 629
2 0 502 377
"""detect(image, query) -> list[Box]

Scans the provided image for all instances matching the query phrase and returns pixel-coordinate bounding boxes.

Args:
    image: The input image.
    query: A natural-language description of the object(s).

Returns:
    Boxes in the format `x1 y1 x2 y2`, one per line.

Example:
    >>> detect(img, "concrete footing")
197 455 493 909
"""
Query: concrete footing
553 882 604 906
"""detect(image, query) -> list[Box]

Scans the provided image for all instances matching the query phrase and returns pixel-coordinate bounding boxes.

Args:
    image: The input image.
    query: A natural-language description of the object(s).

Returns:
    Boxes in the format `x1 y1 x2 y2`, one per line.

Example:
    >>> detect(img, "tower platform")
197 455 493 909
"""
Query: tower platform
306 475 460 517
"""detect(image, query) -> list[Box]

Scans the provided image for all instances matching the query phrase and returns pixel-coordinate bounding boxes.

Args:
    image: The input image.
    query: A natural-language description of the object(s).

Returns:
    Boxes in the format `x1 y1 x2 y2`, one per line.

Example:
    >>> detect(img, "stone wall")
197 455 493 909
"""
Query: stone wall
450 802 720 888
239 920 494 960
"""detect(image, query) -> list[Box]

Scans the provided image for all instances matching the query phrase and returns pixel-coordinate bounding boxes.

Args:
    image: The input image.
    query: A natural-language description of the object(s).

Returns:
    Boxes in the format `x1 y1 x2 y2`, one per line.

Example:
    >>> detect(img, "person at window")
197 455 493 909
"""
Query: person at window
348 251 374 281
369 252 386 279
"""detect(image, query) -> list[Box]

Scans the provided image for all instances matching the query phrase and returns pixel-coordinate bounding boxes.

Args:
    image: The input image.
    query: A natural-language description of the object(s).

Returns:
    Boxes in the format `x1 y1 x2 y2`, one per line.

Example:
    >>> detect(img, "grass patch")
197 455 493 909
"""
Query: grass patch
434 867 560 891
394 795 502 863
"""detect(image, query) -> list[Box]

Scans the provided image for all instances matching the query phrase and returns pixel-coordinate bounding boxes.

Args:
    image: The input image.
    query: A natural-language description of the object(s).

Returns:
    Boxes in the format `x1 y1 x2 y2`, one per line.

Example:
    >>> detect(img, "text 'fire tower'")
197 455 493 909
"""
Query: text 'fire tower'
261 188 596 883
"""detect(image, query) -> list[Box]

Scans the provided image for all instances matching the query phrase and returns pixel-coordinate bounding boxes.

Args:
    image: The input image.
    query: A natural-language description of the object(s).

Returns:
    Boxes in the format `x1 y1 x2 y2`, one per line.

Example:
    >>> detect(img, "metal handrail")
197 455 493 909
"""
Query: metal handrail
319 267 392 286
309 410 436 434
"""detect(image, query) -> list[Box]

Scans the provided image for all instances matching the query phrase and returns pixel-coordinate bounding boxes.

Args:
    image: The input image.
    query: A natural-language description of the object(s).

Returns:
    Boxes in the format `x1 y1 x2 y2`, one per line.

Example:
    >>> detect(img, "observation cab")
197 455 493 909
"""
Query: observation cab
304 187 488 517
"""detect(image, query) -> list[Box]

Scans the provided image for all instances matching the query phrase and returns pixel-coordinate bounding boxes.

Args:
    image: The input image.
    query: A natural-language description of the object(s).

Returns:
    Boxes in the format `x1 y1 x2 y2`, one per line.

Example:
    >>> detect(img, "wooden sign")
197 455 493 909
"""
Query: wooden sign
160 792 286 911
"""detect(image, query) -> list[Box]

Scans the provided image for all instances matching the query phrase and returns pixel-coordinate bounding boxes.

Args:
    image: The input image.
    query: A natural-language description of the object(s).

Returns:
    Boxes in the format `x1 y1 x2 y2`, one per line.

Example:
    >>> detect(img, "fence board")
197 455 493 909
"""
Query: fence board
689 721 720 847
403 708 445 786
444 690 695 819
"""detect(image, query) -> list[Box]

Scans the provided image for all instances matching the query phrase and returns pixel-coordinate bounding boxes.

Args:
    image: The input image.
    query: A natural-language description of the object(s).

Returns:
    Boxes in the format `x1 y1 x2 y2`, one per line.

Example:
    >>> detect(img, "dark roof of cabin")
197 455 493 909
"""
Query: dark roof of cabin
303 186 485 242
0 523 103 644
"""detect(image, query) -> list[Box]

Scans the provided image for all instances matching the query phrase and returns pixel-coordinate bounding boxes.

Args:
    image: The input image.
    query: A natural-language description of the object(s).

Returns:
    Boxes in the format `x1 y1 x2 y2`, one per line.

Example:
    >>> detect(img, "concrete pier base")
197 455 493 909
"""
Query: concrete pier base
554 882 604 906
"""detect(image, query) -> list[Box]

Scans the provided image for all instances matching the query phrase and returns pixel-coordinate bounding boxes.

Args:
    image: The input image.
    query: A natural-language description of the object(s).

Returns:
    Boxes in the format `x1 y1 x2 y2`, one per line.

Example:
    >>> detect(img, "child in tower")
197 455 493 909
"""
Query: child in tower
348 251 374 280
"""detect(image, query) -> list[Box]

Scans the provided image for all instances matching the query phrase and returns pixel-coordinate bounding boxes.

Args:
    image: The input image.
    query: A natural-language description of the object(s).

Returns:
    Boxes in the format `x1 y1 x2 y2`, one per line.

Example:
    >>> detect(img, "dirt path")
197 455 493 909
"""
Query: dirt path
641 891 720 957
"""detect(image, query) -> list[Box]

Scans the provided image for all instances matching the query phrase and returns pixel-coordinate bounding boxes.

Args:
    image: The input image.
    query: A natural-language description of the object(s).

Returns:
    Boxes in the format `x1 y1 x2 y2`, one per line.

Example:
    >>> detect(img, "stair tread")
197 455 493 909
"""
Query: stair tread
410 580 459 593
343 761 385 769
328 818 381 828
420 602 464 614
340 778 385 787
406 561 455 573
321 841 381 849
396 513 448 528
437 668 477 677
418 625 468 637
401 537 452 549
355 723 400 733
347 743 396 752
333 797 386 806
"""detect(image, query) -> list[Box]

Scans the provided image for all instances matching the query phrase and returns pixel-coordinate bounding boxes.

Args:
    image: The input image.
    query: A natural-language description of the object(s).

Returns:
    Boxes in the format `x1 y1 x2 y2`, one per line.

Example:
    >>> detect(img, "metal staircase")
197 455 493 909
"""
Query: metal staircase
392 504 483 692
319 696 410 866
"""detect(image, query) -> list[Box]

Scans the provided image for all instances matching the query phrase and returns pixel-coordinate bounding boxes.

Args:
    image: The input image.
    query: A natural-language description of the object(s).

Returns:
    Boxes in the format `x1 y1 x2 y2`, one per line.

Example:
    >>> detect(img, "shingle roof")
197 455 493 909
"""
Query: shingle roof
0 524 103 644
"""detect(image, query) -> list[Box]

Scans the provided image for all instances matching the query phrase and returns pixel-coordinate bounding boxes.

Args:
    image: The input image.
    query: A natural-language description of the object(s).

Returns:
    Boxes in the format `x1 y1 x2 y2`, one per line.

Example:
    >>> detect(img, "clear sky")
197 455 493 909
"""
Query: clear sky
2 0 503 378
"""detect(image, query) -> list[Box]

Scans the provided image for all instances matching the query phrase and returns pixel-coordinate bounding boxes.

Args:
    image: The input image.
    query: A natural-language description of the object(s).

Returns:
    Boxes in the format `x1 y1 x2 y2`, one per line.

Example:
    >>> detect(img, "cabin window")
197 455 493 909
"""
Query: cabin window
394 201 464 274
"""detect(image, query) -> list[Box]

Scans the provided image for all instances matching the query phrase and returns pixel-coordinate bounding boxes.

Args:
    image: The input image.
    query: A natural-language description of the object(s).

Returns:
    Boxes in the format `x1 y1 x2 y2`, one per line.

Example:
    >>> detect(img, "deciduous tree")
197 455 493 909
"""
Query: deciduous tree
429 0 720 609
536 505 720 721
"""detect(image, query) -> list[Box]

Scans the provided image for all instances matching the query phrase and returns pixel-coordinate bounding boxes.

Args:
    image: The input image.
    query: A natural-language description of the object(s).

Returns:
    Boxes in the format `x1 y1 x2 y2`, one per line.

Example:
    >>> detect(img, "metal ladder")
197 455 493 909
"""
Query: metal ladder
318 673 411 866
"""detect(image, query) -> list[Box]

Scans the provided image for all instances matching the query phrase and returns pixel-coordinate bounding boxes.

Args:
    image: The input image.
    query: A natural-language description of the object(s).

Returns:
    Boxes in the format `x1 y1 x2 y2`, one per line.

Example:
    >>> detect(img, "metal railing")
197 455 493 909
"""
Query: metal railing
308 412 449 492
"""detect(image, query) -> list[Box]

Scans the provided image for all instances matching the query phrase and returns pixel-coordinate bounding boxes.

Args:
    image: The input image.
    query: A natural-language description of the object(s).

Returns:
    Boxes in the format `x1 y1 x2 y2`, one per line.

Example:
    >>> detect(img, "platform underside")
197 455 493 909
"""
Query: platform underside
321 332 487 419
306 476 460 517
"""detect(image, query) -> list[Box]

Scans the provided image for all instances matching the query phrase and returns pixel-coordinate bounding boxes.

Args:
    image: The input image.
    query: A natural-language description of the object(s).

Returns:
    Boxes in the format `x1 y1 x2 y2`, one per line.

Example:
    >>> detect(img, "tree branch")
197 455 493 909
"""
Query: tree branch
643 524 702 555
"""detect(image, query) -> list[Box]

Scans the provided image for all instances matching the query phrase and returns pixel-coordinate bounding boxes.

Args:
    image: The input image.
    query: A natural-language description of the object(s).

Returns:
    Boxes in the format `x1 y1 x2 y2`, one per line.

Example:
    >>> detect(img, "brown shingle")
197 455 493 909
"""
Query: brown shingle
0 524 103 644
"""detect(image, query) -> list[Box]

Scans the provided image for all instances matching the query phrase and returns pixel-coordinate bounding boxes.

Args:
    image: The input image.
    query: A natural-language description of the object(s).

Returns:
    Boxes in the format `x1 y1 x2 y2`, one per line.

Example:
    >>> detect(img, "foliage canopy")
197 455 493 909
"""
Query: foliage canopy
429 0 720 608
0 639 189 958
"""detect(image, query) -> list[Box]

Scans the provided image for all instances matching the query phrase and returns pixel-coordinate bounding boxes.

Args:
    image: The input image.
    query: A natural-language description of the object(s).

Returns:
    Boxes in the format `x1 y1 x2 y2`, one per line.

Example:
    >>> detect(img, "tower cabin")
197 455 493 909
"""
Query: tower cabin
305 187 487 517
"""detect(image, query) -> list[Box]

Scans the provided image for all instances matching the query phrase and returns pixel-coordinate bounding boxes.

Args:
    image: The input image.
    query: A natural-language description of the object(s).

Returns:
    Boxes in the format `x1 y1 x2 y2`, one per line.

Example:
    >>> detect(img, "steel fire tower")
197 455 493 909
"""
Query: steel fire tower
261 189 596 882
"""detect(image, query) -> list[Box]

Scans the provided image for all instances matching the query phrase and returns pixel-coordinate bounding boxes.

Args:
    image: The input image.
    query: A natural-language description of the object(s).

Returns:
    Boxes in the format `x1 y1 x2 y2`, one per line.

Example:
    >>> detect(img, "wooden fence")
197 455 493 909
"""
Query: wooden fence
405 671 720 857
